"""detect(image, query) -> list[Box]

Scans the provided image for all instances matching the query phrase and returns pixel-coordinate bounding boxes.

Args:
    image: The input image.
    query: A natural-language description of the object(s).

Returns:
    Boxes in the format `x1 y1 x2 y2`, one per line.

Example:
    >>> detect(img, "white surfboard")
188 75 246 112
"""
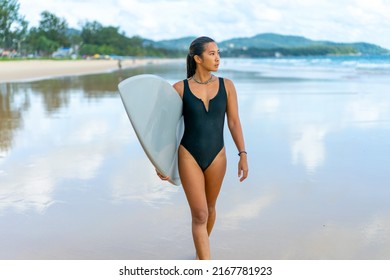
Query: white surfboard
118 74 183 186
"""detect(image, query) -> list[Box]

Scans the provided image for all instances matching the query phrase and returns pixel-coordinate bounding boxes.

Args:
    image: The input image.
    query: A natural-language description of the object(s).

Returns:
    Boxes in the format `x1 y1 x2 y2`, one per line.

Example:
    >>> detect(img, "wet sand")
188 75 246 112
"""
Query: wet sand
0 58 178 83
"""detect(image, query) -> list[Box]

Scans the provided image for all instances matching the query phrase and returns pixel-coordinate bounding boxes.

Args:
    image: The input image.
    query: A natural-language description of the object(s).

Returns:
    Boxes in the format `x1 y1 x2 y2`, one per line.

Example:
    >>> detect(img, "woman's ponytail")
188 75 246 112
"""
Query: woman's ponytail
186 54 196 78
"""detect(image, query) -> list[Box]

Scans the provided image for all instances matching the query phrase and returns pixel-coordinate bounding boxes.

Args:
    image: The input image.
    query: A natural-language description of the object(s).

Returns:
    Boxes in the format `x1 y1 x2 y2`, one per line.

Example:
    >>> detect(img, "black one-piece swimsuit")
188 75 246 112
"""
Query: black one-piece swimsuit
180 77 227 171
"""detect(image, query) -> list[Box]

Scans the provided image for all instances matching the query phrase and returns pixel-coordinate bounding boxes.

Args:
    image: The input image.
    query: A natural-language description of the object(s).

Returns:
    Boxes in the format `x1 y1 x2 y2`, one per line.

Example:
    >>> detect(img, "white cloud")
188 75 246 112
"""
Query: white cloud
17 0 390 49
110 156 178 206
344 96 390 128
291 125 328 172
221 193 276 229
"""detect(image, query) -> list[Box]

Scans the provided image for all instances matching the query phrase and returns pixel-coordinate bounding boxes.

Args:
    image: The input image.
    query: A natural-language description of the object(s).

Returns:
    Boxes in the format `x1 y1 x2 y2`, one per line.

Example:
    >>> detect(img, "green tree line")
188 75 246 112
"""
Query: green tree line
0 0 182 58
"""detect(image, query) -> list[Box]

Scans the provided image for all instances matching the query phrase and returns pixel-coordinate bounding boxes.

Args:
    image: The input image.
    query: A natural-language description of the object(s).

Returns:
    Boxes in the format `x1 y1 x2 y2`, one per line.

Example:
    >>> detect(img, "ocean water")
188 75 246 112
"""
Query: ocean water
1 55 390 259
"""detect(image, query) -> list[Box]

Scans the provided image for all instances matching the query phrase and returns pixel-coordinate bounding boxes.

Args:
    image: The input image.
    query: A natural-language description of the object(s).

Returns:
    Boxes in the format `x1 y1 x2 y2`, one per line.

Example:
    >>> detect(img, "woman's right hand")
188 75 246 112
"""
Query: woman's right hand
156 169 170 181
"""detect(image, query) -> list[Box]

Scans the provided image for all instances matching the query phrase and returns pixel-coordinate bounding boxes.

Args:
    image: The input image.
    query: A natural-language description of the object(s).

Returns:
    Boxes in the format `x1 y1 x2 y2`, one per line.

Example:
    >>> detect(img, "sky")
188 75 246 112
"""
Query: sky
18 0 390 49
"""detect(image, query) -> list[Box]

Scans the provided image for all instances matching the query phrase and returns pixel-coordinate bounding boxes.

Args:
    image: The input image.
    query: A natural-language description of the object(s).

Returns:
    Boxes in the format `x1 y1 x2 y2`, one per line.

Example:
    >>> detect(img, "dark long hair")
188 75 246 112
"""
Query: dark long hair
186 36 215 78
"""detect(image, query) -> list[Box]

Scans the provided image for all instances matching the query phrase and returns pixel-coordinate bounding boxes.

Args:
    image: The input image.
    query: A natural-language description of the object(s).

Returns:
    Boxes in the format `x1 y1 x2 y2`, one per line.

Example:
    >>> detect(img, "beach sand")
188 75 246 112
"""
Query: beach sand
0 58 177 83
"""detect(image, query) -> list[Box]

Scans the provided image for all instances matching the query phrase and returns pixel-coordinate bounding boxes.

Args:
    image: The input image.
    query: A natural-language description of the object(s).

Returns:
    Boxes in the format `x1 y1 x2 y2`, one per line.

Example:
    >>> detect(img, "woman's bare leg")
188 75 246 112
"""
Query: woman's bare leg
179 146 210 259
179 146 227 260
204 148 226 236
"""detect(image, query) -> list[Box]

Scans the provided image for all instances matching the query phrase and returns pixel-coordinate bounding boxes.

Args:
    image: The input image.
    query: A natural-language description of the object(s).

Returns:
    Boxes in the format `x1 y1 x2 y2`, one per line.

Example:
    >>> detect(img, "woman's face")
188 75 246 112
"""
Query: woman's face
198 42 220 72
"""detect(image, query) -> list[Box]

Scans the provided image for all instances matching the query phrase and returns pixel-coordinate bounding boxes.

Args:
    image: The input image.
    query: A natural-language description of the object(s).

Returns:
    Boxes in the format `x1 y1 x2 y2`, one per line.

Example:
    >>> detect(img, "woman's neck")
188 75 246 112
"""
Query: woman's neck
193 71 213 83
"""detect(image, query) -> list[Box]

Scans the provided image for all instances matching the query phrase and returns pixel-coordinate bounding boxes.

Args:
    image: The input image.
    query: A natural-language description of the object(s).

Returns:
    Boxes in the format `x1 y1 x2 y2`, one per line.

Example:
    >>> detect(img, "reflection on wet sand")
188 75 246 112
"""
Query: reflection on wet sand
0 83 30 153
0 63 182 151
0 63 184 216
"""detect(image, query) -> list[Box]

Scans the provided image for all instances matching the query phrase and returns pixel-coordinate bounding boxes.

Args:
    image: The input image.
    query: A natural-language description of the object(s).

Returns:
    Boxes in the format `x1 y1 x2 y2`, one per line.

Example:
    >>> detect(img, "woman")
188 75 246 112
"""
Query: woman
158 36 248 260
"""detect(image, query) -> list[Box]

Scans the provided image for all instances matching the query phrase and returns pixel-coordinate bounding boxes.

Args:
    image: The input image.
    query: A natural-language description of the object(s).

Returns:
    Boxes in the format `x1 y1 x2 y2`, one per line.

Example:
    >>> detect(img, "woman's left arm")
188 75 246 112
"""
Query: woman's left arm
225 78 248 182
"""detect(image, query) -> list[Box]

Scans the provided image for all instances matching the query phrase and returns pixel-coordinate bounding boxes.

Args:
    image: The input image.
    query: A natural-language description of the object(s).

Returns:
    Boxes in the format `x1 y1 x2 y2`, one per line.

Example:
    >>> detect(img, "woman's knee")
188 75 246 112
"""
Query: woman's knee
208 205 216 217
191 208 208 225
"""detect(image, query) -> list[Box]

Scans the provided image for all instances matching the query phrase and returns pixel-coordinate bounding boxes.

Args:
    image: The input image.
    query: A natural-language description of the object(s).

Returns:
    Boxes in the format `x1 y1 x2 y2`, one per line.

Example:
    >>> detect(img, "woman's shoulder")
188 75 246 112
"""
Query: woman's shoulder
173 80 185 98
221 77 234 87
220 77 234 92
219 77 235 99
173 79 185 90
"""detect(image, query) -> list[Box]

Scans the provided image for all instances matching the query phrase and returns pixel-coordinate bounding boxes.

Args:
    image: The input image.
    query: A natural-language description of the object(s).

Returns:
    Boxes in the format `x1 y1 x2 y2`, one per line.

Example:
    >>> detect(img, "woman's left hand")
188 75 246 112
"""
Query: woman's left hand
238 155 248 182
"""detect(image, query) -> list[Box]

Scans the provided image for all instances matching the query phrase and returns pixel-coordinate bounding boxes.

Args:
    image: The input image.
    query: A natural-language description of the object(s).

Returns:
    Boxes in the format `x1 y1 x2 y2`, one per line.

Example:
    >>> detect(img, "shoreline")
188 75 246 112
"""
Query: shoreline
0 58 180 83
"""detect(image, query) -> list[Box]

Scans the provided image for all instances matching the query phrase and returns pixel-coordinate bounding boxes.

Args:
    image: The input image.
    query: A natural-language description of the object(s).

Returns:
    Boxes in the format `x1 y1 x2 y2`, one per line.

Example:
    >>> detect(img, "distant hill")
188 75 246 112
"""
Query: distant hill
219 33 388 55
145 36 196 51
219 33 318 49
148 33 389 57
